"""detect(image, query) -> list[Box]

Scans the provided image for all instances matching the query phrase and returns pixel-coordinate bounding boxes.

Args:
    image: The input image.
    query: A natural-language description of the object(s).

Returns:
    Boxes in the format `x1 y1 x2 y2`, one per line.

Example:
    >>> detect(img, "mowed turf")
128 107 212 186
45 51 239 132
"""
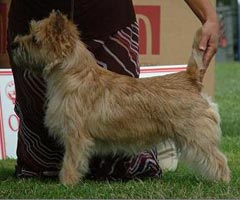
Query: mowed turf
0 62 240 198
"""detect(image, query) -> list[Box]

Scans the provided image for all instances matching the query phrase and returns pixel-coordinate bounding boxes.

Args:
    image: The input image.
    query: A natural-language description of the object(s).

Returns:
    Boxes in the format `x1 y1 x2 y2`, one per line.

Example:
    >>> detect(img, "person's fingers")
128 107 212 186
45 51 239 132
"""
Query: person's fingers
199 32 209 52
198 19 219 68
199 28 218 68
203 45 217 67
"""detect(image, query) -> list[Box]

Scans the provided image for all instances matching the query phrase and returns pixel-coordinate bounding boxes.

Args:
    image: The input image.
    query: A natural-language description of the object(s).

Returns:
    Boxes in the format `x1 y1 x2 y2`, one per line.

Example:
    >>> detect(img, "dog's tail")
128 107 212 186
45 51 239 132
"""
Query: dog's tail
186 28 206 84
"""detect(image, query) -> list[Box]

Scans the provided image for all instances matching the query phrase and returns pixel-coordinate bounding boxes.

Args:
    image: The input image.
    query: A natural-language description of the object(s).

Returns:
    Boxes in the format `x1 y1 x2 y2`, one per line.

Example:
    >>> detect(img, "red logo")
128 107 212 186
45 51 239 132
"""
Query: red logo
0 3 8 54
134 5 161 55
5 81 16 105
8 114 19 132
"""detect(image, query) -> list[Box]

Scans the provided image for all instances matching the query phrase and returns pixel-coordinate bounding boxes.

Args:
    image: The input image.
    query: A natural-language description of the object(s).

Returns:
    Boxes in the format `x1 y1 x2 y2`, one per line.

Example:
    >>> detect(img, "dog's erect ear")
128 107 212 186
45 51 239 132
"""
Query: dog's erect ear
49 10 66 34
30 20 37 28
29 20 38 33
55 10 66 33
45 10 80 58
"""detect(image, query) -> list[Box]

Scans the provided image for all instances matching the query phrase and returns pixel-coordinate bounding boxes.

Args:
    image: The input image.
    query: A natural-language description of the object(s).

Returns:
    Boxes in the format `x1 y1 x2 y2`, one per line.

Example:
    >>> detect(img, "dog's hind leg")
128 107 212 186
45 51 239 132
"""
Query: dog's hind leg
175 117 230 183
174 106 230 182
177 138 230 182
59 133 94 185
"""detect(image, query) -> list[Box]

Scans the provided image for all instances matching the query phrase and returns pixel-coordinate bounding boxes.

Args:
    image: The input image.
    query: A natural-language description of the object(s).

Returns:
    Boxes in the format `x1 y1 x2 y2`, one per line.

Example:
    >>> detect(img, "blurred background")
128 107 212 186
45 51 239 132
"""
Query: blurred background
216 0 240 62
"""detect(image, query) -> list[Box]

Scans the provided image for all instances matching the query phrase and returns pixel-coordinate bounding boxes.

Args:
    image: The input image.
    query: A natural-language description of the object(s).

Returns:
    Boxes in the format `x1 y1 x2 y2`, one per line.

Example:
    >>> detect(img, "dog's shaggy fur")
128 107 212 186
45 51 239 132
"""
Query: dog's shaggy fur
11 11 230 185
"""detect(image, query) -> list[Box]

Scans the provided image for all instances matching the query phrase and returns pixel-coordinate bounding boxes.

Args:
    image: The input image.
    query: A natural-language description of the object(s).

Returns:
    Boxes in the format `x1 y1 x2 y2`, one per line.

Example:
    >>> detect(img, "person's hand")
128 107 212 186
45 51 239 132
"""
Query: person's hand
184 0 219 69
199 17 219 68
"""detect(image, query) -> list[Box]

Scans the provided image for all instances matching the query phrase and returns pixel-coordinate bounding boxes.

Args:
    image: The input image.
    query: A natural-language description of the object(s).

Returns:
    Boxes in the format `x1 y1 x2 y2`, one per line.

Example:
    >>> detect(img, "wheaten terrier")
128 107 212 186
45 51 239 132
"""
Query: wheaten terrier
11 11 230 185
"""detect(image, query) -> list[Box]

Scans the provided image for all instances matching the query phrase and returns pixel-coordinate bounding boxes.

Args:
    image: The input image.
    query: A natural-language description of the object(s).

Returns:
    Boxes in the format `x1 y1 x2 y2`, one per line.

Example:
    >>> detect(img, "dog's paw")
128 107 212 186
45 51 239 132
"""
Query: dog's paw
219 165 231 183
59 168 81 186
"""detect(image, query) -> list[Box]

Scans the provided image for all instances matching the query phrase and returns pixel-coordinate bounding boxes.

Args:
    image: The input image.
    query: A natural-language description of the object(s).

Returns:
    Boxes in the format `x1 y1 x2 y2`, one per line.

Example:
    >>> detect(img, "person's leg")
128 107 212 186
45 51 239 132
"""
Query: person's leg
87 22 140 78
8 40 64 178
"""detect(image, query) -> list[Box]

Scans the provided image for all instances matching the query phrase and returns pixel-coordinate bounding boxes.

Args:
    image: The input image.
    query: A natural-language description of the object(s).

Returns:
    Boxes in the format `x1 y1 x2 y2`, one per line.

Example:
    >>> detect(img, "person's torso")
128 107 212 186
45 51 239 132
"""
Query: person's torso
8 0 136 42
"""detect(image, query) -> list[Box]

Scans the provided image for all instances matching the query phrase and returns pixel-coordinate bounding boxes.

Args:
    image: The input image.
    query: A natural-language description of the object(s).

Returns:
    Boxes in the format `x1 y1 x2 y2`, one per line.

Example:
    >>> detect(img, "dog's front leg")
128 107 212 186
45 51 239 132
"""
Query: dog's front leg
59 132 94 185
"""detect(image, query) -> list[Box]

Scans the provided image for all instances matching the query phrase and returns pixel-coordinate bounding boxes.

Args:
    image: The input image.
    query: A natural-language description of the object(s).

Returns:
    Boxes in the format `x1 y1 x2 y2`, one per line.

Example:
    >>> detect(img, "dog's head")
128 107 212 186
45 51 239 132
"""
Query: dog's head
11 10 79 75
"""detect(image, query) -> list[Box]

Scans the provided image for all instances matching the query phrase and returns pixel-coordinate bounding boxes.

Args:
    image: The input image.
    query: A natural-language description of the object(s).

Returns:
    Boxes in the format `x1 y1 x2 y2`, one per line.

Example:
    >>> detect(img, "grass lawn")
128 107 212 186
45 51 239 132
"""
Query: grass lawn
0 62 240 198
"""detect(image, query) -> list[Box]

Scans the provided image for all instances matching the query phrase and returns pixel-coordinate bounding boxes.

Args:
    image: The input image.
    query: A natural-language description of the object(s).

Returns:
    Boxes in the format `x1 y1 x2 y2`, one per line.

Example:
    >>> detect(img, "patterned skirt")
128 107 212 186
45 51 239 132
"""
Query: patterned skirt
8 22 162 180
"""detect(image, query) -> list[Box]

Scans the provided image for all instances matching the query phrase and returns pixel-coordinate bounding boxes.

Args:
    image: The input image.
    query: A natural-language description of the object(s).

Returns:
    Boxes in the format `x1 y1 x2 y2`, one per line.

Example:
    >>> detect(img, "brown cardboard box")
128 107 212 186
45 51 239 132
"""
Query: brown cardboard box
0 0 10 68
133 0 216 96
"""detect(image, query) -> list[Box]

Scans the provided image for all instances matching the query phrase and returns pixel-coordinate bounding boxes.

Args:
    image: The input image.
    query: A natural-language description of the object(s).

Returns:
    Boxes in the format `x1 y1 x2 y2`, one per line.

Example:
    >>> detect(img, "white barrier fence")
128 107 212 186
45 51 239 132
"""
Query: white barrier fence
0 65 187 159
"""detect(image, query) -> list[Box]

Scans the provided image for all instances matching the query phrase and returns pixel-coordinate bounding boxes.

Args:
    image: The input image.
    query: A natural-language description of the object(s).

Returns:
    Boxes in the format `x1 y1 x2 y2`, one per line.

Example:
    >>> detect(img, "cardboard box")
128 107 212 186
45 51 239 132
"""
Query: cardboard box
133 0 216 96
0 0 10 68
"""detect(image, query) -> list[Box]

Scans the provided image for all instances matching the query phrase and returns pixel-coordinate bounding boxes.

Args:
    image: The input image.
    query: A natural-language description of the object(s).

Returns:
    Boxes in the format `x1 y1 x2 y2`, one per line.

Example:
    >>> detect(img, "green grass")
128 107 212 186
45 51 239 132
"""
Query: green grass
215 62 240 137
0 62 240 198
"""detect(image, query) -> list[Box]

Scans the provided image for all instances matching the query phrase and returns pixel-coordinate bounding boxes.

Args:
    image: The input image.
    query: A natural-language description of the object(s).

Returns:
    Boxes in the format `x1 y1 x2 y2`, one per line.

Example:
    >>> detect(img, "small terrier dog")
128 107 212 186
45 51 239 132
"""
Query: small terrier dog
11 11 230 185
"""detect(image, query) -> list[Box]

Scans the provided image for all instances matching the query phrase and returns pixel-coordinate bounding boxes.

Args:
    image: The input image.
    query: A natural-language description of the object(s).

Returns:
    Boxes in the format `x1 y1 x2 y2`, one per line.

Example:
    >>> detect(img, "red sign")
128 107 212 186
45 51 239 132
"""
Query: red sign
0 3 8 54
134 5 161 55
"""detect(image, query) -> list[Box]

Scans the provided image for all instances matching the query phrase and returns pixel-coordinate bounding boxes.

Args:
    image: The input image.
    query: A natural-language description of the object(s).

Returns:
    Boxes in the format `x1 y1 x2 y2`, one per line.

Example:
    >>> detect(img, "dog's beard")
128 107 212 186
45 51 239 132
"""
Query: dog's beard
12 46 46 74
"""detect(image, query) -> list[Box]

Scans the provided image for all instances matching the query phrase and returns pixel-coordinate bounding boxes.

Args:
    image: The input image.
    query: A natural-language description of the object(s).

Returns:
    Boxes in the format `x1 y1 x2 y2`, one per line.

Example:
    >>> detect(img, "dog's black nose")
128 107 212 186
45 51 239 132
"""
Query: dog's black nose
10 42 19 50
